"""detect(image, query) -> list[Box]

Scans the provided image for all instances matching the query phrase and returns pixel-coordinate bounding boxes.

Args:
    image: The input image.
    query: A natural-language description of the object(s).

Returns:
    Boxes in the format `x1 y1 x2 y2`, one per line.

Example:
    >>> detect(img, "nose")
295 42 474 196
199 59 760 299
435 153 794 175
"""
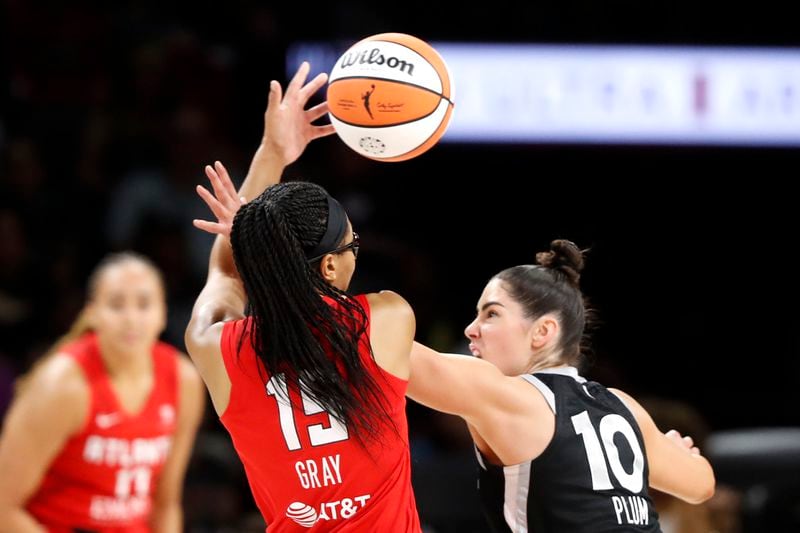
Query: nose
121 307 139 326
464 318 479 340
121 303 148 325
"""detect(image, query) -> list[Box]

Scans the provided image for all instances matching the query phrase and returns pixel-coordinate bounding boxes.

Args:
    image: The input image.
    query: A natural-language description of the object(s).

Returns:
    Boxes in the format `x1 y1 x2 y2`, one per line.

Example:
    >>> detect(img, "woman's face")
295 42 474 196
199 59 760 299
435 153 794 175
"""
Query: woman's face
464 278 535 376
87 260 166 356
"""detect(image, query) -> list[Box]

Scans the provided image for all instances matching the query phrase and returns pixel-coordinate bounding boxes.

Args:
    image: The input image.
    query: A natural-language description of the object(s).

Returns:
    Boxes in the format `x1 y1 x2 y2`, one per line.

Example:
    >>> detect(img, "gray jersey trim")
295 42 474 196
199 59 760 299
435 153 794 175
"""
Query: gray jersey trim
534 365 586 383
474 444 488 470
503 461 532 533
520 374 556 414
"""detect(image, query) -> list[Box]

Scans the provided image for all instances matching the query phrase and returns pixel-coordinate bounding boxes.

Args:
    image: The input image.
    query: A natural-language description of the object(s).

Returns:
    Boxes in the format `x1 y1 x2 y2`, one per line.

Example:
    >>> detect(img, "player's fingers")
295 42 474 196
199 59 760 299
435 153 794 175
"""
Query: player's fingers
298 71 328 103
306 101 330 122
192 219 228 235
286 61 310 97
196 185 228 220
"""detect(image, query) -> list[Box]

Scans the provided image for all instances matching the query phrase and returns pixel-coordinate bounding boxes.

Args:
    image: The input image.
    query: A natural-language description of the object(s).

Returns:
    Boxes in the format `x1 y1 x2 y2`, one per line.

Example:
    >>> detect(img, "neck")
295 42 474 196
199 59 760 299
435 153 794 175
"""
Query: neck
526 348 566 374
96 339 153 379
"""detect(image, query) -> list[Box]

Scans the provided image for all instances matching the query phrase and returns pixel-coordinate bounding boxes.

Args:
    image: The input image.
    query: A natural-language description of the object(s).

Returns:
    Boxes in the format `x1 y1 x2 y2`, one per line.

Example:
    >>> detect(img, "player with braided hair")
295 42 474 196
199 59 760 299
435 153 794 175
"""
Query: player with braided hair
185 62 420 531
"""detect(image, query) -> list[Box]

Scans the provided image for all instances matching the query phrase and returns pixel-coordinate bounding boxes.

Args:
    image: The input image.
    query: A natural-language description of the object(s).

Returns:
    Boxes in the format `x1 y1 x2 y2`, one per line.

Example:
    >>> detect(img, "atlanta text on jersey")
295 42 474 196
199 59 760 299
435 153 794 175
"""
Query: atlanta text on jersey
83 435 172 468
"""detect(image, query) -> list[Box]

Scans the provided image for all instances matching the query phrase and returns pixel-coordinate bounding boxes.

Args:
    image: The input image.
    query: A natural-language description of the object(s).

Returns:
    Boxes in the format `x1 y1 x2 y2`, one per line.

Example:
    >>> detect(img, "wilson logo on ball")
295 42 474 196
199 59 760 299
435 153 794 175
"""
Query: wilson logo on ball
338 48 416 76
327 32 455 162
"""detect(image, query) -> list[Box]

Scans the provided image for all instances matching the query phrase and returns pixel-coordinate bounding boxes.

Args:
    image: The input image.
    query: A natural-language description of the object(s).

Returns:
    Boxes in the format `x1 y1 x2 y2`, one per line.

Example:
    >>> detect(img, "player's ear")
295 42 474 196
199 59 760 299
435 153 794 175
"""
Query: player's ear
318 254 337 284
530 314 559 350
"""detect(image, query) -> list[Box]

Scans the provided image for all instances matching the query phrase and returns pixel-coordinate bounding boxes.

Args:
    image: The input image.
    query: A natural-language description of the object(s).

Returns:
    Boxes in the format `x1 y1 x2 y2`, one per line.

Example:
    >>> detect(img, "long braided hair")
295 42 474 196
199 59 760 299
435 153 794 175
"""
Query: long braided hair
230 181 392 444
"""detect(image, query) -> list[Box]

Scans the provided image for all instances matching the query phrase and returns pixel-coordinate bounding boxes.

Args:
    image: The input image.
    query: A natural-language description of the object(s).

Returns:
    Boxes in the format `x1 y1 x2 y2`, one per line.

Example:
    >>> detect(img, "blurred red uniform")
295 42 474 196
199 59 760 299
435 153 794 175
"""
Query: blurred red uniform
27 333 178 532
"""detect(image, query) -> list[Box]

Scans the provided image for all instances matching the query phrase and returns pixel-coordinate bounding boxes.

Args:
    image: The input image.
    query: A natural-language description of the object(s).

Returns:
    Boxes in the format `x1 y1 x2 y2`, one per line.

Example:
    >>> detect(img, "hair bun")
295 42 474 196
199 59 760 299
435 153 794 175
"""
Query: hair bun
535 239 584 287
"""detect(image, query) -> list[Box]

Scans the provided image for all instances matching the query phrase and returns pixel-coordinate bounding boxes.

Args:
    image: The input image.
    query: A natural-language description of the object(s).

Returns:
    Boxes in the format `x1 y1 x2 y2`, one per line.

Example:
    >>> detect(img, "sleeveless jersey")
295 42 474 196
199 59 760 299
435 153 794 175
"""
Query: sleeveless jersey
27 332 179 532
477 367 661 532
219 294 420 532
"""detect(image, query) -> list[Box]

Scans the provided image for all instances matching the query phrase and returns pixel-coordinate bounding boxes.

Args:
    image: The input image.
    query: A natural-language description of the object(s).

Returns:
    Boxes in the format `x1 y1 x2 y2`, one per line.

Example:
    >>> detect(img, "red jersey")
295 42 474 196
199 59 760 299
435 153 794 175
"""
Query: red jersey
27 332 179 532
220 295 421 532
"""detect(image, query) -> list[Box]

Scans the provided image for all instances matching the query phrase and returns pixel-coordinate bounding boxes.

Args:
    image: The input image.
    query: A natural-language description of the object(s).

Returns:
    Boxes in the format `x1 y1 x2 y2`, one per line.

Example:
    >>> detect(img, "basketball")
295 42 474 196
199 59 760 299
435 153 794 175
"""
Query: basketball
327 33 455 162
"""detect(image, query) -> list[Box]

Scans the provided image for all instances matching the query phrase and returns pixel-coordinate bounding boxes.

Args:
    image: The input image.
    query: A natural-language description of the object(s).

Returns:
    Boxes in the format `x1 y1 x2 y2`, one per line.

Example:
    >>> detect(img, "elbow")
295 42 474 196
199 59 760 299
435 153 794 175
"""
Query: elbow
698 472 716 504
688 465 716 504
688 484 715 505
652 457 717 505
183 322 199 361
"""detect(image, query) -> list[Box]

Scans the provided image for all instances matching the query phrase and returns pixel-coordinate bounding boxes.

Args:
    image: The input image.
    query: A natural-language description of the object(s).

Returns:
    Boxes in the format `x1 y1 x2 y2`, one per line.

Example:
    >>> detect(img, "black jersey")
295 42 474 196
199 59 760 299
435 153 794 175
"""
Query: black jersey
477 367 661 532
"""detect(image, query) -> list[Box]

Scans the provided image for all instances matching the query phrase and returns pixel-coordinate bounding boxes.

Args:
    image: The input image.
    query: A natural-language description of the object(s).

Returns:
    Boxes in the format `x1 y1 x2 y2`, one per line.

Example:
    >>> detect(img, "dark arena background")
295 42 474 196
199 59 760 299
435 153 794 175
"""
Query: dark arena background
2 1 799 531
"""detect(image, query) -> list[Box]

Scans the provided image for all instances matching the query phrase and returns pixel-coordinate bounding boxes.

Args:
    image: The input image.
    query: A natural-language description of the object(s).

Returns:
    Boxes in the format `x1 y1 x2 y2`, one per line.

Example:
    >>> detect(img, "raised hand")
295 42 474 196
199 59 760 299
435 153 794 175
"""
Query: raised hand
262 61 336 167
193 161 244 239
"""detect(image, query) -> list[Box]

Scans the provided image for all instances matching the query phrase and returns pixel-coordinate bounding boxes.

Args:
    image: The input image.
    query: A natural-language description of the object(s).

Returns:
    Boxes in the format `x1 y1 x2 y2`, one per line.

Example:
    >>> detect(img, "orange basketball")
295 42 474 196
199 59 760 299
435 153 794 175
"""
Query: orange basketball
327 33 455 162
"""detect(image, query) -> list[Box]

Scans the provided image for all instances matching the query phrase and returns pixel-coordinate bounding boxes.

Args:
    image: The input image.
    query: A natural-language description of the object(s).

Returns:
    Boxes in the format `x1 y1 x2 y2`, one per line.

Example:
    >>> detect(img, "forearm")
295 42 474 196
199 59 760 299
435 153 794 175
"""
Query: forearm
0 508 47 533
407 345 449 409
150 502 182 533
238 143 286 201
650 451 715 504
209 233 240 280
208 144 286 279
408 343 477 417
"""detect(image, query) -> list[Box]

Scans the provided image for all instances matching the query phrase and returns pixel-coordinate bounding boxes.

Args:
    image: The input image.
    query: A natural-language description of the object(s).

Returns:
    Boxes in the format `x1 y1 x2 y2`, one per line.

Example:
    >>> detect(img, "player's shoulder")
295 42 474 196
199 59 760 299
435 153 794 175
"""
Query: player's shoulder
36 353 87 391
607 387 637 408
20 353 89 411
364 291 415 333
606 387 647 417
364 290 413 315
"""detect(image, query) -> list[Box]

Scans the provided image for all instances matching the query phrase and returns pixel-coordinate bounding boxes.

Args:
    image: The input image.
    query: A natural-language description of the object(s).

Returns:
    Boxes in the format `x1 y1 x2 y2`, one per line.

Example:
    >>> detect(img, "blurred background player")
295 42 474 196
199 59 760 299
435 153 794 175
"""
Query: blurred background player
0 252 205 532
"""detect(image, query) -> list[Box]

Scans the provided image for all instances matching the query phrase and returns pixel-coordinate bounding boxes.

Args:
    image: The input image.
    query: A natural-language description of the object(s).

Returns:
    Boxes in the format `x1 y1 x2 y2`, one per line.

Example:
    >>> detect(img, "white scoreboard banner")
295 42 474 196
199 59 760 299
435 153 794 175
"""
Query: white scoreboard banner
288 43 800 147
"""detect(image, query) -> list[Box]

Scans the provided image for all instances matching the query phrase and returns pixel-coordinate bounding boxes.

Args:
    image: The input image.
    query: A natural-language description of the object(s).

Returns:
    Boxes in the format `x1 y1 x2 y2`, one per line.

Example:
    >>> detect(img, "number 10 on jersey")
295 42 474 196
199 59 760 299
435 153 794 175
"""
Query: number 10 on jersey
572 410 645 493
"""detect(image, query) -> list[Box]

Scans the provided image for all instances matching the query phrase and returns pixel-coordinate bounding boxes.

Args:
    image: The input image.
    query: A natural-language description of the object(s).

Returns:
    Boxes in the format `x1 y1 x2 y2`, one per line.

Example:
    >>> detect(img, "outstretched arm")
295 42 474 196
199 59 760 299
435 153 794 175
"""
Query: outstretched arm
235 62 335 202
185 61 335 413
408 342 554 464
610 388 715 504
192 61 335 278
408 342 510 420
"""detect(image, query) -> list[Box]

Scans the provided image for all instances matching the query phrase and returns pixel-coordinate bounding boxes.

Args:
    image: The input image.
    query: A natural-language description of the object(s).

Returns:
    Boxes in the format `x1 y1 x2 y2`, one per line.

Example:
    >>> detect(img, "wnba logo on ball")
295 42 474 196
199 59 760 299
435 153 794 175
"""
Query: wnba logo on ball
338 48 415 76
358 136 386 154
